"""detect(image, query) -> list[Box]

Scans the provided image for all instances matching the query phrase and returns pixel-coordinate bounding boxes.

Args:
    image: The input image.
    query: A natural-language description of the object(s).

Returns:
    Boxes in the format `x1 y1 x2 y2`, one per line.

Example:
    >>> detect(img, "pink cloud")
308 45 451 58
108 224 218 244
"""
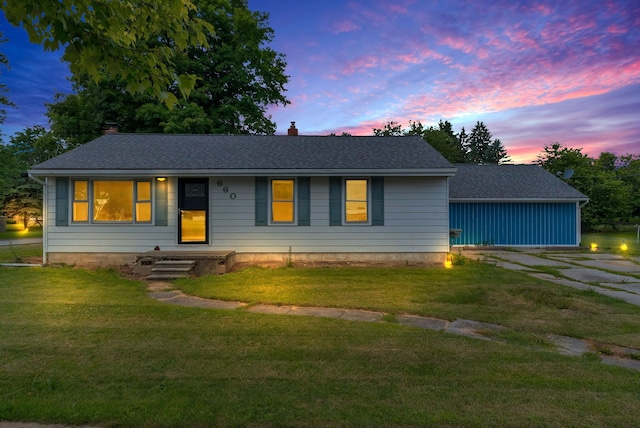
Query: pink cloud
332 20 361 34
386 0 417 15
342 55 382 74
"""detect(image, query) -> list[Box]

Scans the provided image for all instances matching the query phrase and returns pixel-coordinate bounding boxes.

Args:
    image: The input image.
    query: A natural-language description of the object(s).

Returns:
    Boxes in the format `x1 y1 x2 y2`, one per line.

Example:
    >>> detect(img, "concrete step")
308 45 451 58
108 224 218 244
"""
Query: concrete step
154 260 196 266
151 267 194 273
147 273 190 280
147 260 196 280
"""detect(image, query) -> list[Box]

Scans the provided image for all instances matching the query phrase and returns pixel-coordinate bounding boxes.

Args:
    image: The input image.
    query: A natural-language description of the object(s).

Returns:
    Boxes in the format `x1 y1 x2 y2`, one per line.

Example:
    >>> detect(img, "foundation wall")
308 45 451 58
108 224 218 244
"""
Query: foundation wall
47 251 447 269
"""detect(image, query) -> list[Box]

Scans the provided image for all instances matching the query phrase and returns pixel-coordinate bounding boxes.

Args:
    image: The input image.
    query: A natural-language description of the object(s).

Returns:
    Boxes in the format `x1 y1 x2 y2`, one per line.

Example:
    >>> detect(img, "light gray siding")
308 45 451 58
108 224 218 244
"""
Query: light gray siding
45 176 450 254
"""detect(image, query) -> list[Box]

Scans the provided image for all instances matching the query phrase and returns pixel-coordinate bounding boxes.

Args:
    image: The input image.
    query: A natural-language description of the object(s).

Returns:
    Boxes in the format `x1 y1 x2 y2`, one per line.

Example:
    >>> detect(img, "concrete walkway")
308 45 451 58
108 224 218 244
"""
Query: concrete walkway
146 247 640 373
462 249 640 306
0 238 42 247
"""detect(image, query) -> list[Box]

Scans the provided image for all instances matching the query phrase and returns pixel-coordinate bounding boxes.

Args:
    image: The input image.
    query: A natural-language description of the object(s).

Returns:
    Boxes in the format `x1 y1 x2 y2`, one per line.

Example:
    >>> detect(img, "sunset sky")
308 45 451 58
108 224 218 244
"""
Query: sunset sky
1 0 639 163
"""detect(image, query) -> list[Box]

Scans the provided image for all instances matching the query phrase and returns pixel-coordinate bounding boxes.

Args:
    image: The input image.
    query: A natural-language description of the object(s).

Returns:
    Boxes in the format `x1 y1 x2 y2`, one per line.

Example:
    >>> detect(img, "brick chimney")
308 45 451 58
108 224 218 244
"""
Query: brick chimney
104 121 120 135
287 121 298 136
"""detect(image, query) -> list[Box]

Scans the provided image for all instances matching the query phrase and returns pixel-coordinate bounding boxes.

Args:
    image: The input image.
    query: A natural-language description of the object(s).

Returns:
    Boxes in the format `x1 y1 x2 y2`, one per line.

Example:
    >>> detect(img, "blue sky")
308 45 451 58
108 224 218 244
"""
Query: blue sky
1 0 639 163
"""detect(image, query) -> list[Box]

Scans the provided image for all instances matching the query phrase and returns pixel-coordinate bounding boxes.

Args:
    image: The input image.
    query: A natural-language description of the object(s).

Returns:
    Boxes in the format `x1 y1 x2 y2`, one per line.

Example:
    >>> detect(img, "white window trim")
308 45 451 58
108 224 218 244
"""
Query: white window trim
70 178 154 225
269 177 297 225
343 177 371 226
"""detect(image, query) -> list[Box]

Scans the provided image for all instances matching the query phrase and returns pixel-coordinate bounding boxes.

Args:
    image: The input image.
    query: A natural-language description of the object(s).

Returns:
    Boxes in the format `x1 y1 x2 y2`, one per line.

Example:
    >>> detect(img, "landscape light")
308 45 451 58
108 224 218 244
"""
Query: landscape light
620 241 628 252
444 253 453 269
590 243 598 251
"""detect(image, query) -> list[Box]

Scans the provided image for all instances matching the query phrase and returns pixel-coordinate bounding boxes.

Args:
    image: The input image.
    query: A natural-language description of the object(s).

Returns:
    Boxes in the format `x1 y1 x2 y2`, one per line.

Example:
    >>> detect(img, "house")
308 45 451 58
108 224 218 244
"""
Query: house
449 164 588 247
28 127 457 269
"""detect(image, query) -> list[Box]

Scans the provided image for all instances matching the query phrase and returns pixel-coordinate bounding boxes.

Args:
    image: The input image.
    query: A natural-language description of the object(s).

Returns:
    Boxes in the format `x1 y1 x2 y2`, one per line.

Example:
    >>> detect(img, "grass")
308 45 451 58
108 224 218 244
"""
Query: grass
2 265 640 427
582 229 640 256
0 244 43 263
0 224 43 263
177 261 640 349
0 223 43 240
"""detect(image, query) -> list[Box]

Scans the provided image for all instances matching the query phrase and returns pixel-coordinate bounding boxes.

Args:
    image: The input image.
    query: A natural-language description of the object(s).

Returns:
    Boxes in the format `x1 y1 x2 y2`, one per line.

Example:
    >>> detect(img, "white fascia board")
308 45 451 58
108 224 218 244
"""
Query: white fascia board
28 168 458 177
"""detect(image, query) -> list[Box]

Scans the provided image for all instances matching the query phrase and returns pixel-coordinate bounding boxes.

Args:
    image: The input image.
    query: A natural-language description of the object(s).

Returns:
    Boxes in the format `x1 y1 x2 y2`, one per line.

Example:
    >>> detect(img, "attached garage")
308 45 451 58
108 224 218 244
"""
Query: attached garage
449 164 588 247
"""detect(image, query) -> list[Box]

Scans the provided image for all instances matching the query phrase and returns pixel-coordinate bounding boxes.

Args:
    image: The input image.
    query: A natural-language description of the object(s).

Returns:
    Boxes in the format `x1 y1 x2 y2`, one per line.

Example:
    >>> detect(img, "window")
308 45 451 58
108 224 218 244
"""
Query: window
72 180 89 222
136 181 152 222
71 179 152 223
345 179 368 223
271 179 295 223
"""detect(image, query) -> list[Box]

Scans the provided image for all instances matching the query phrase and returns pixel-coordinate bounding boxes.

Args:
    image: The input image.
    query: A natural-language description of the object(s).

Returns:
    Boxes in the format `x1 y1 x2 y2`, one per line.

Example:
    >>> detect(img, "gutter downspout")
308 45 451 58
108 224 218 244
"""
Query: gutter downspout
28 173 47 265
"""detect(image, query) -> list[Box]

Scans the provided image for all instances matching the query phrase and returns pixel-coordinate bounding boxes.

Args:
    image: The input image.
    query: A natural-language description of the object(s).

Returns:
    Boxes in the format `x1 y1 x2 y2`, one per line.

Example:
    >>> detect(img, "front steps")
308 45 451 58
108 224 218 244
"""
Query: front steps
146 260 196 280
133 250 236 278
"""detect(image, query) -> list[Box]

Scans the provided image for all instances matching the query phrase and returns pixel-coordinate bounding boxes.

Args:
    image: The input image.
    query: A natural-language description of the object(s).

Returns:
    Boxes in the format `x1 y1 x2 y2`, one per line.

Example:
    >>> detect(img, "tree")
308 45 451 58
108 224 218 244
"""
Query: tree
464 121 510 164
372 121 404 136
537 143 633 230
617 154 640 218
0 127 62 226
371 120 499 164
46 0 289 142
1 0 213 106
0 32 15 138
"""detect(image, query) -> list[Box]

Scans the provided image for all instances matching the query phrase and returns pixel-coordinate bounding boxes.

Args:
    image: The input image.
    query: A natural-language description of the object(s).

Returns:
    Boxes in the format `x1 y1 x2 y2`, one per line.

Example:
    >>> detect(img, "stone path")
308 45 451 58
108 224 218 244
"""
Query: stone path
146 275 640 372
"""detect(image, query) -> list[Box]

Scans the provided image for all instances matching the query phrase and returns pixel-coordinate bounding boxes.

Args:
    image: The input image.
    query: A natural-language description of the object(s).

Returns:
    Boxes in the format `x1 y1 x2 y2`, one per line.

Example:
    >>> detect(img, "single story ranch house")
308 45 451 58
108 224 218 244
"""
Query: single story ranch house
29 128 455 271
28 127 587 273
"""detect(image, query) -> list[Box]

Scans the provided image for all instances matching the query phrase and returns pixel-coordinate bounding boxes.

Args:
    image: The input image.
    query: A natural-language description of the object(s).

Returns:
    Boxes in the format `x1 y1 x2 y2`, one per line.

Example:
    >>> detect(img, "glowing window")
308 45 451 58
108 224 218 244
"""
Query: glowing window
271 179 294 223
135 181 152 222
345 179 368 223
93 181 133 222
71 180 152 223
72 180 89 222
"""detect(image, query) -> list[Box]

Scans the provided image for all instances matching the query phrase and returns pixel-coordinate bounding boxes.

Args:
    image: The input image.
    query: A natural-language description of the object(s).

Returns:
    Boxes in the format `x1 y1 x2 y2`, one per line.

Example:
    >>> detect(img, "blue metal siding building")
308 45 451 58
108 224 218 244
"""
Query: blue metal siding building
449 164 588 247
450 202 579 246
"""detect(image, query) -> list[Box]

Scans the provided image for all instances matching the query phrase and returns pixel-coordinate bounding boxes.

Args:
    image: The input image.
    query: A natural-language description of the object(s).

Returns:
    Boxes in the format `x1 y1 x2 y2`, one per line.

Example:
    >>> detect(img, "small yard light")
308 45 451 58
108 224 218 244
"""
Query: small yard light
444 253 453 269
620 240 628 252
590 243 598 251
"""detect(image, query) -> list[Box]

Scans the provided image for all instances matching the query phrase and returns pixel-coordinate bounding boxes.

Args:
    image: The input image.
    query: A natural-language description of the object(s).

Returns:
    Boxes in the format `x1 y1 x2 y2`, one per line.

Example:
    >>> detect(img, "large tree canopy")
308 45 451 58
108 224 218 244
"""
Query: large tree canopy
1 0 213 106
46 0 289 145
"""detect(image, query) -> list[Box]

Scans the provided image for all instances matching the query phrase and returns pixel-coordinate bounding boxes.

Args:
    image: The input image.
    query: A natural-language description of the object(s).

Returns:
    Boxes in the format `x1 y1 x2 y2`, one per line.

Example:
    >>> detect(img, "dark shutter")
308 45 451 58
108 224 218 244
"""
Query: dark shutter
55 177 69 226
155 179 168 226
329 176 342 226
255 177 268 226
297 177 310 226
371 177 384 226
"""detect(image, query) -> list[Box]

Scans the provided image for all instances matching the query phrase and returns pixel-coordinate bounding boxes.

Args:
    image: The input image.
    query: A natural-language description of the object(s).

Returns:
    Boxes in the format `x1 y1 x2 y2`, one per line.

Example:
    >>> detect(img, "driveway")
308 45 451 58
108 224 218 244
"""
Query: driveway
461 248 640 306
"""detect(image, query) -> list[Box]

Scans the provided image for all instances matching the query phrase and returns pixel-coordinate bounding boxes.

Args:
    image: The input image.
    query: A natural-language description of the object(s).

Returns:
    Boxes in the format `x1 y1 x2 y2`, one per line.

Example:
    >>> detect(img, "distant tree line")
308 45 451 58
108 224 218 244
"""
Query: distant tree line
370 120 510 165
537 143 640 231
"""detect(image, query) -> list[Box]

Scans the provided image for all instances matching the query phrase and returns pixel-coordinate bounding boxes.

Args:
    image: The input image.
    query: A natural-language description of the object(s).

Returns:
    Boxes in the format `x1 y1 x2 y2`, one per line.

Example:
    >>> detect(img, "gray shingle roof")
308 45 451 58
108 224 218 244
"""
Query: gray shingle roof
449 164 587 200
31 133 453 172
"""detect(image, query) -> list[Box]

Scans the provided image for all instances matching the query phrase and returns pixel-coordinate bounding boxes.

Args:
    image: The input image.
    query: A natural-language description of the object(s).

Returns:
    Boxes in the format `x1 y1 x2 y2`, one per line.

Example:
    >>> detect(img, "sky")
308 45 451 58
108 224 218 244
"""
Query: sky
1 0 639 164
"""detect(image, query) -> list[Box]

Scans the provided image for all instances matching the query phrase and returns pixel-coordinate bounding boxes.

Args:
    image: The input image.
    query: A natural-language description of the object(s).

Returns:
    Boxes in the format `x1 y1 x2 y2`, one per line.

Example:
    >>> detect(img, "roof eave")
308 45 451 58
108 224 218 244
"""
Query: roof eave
28 167 457 177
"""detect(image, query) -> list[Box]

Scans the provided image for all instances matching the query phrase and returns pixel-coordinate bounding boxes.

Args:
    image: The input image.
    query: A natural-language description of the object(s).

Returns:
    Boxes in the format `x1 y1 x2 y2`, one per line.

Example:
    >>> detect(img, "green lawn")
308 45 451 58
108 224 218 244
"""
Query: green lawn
0 223 43 240
583 229 640 256
2 265 640 427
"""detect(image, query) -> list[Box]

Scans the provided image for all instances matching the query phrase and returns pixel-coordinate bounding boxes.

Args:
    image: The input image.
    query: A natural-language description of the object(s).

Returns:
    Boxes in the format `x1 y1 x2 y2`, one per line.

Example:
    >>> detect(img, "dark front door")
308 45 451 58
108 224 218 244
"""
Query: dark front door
178 178 209 244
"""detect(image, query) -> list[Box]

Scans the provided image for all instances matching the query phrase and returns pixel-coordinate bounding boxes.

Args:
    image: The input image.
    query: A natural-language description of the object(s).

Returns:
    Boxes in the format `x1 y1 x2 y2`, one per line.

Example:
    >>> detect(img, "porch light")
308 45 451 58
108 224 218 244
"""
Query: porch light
590 243 598 251
156 177 166 182
444 253 453 269
620 241 628 252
